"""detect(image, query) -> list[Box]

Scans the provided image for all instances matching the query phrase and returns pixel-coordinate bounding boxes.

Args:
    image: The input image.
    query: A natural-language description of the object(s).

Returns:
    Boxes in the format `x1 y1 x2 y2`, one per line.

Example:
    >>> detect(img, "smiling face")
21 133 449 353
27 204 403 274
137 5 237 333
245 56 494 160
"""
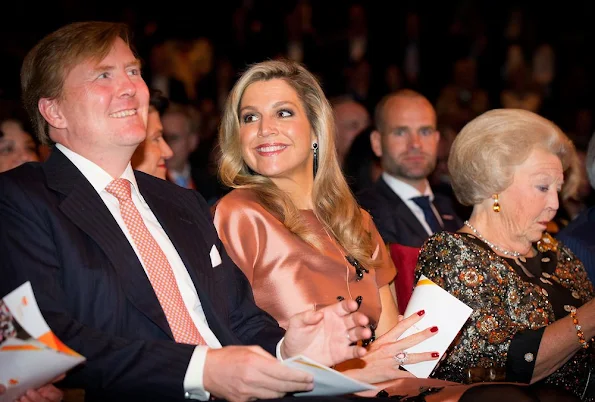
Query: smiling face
238 79 315 187
50 37 149 163
500 148 563 246
131 107 172 179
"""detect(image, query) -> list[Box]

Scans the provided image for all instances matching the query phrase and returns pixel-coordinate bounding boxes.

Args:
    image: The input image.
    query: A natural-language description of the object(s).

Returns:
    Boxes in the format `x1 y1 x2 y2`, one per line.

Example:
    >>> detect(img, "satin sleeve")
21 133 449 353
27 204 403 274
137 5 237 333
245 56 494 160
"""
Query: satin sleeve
362 209 397 288
213 194 264 285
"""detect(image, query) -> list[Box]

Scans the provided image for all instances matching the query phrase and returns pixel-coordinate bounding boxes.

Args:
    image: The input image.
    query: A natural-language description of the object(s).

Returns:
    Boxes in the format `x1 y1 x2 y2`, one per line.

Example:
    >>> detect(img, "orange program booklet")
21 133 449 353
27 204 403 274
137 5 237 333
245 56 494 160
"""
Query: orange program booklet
0 282 85 401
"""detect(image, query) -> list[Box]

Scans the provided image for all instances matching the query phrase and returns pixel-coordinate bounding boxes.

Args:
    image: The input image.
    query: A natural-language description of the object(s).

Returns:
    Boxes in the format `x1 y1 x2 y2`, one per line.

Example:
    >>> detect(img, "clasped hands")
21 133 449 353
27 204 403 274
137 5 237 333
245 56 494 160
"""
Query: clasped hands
203 299 370 402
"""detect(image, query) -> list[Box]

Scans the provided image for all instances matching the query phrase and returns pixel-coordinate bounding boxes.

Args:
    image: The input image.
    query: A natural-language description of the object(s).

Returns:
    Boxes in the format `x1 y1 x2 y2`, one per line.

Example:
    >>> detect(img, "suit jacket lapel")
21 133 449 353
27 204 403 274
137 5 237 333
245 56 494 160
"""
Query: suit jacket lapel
138 177 214 288
44 150 173 339
376 178 429 239
136 174 227 333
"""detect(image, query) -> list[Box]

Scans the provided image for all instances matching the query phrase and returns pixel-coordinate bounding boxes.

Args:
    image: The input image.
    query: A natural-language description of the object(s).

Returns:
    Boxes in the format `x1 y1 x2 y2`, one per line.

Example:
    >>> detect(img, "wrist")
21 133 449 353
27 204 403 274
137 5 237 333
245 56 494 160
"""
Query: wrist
280 342 290 360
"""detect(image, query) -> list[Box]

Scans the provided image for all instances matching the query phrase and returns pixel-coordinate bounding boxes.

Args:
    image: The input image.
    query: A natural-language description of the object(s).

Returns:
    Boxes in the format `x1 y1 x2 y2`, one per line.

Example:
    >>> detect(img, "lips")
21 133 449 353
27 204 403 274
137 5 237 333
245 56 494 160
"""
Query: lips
255 143 288 155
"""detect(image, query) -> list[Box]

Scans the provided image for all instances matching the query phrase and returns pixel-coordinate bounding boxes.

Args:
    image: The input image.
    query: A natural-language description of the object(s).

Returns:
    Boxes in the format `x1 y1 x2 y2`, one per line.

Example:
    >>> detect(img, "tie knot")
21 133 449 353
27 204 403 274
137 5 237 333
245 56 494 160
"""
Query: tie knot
105 178 132 202
411 195 431 209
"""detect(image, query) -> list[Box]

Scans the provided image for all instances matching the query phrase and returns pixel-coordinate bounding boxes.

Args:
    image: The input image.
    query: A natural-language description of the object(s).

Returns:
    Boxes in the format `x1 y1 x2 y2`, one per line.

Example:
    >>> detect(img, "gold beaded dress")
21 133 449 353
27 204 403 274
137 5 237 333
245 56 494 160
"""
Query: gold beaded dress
416 231 594 400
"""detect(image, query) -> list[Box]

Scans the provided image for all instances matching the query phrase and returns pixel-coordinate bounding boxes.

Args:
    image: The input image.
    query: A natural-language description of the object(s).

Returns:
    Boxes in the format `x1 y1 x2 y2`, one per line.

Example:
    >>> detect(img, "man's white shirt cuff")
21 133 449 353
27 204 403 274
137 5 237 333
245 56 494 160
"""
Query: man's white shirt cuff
183 346 210 400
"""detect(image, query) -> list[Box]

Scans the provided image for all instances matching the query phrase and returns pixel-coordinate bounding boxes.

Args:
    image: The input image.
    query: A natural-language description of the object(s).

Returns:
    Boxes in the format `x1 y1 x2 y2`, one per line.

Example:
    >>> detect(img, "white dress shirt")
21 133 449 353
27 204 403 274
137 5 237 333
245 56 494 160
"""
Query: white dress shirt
382 172 444 236
57 144 219 400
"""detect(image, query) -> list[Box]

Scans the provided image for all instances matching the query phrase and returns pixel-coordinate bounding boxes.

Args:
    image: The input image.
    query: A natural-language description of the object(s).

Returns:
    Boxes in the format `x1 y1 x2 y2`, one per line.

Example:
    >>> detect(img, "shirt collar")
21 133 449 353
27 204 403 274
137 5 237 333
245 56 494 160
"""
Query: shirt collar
56 143 141 198
382 172 434 201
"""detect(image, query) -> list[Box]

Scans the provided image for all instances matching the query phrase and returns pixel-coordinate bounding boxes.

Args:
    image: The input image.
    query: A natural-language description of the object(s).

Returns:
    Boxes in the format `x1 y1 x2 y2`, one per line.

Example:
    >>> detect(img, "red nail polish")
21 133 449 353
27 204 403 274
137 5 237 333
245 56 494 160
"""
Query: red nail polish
417 310 425 316
432 352 440 358
430 326 438 333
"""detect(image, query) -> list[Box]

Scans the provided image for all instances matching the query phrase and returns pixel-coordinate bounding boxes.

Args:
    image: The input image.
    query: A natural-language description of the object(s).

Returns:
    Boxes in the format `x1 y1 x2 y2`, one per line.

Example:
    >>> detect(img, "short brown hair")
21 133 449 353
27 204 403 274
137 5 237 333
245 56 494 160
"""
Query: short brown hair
21 21 132 145
449 109 575 206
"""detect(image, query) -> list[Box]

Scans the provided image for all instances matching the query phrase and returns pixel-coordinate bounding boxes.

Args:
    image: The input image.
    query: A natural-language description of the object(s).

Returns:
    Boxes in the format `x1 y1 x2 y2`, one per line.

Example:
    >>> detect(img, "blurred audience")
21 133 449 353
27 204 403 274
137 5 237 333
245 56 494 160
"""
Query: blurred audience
0 118 38 173
330 95 371 167
558 133 595 284
131 89 173 179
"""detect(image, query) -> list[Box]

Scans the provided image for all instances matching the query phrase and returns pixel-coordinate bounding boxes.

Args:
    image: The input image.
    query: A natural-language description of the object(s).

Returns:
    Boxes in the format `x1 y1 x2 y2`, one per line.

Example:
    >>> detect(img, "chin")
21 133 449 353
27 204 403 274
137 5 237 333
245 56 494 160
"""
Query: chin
155 168 167 180
528 230 545 243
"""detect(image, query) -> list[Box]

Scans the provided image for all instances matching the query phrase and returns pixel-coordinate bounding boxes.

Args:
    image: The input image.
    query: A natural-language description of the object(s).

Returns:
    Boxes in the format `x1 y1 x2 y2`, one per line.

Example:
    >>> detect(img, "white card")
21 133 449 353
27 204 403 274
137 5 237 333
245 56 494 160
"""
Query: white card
397 275 473 378
282 355 376 396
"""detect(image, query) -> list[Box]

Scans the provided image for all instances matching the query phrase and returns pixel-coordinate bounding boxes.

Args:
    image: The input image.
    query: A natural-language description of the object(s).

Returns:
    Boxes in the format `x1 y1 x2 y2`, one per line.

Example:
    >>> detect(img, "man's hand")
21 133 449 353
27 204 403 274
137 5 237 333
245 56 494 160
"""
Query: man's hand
281 299 371 366
203 346 314 402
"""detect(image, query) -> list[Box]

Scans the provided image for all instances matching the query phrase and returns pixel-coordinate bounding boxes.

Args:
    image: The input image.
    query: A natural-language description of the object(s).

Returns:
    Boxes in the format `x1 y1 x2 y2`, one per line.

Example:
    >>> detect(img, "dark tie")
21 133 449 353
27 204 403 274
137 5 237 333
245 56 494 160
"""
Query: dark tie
411 195 442 234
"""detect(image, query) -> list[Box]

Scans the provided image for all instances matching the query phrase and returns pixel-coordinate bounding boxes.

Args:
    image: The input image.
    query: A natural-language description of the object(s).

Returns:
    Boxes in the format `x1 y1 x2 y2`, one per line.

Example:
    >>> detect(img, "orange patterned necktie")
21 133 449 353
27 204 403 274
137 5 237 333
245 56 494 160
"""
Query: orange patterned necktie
106 178 206 345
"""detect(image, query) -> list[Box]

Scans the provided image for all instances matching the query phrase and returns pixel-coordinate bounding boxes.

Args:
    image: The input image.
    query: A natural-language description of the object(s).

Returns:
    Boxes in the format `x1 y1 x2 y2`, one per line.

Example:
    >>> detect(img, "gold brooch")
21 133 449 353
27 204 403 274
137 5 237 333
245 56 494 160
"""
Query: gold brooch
537 232 558 253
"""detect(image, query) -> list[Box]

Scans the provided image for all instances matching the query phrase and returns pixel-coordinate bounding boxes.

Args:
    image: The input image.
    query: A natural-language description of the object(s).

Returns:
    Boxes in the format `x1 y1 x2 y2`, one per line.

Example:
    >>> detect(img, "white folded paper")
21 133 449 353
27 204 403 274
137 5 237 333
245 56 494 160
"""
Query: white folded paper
397 275 473 378
0 282 86 401
282 355 376 396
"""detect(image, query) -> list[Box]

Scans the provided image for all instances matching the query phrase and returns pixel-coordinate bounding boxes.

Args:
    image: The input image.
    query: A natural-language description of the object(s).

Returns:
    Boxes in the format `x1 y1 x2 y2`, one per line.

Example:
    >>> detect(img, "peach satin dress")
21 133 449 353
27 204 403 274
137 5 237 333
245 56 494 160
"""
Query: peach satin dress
213 188 396 330
213 189 483 401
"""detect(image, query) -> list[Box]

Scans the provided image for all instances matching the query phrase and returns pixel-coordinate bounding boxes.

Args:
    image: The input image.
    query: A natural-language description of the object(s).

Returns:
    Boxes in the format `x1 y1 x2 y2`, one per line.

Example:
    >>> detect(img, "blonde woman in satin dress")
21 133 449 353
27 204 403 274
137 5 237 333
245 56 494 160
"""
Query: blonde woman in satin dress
211 60 521 400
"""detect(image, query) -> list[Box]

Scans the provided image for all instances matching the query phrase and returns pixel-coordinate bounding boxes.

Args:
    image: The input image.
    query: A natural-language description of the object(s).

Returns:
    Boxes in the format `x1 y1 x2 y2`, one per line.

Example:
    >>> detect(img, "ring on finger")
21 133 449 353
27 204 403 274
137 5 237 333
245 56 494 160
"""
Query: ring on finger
393 351 409 366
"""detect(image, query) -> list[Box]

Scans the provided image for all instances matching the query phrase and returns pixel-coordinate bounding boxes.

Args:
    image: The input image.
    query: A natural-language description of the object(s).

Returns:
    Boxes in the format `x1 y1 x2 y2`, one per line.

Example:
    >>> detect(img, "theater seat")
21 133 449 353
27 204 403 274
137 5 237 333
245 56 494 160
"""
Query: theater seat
387 243 421 311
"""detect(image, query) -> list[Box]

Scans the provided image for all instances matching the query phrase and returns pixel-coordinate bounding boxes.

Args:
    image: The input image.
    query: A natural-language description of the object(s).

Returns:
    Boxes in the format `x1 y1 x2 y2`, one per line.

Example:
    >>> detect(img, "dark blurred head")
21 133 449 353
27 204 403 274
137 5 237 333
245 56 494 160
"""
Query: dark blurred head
0 119 39 173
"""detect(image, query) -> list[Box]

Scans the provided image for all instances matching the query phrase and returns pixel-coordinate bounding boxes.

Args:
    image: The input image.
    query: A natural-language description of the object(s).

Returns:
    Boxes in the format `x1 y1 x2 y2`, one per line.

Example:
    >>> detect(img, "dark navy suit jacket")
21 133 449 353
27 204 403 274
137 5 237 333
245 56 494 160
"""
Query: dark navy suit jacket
356 177 463 247
557 206 595 285
0 149 284 401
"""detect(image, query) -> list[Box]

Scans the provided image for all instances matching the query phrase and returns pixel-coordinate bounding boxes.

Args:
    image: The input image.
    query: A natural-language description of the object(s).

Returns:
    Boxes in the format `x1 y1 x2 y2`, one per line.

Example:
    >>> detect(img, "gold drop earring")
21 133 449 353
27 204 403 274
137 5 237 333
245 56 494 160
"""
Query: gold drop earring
492 194 501 213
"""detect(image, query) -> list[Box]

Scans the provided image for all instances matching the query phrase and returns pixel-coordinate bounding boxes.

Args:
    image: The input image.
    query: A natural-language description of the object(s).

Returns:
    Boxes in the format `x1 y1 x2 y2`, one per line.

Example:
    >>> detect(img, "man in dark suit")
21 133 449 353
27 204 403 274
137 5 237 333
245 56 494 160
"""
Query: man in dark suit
557 134 595 284
0 21 371 402
358 89 462 246
357 90 462 309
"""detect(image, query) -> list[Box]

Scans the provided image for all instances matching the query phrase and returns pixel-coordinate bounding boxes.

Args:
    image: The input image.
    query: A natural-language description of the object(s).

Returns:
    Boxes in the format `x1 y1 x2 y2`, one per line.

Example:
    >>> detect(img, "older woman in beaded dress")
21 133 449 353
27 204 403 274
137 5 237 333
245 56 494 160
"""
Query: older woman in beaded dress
416 109 595 400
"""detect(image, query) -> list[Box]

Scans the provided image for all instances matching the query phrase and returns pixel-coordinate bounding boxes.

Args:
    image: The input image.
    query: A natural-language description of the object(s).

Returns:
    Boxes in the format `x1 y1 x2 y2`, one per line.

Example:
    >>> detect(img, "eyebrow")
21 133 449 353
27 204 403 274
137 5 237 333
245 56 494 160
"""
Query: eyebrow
390 125 435 131
239 100 299 114
92 59 142 74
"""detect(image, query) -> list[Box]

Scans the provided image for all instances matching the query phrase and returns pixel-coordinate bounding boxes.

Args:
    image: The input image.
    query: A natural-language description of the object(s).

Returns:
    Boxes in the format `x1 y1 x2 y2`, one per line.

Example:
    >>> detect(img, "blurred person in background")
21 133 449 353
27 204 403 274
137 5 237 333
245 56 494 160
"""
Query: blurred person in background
131 89 173 179
0 118 38 173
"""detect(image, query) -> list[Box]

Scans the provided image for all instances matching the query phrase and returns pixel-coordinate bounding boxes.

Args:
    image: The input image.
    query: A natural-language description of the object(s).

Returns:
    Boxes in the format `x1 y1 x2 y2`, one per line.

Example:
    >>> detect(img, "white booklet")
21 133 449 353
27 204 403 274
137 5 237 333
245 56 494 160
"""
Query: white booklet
397 275 473 378
0 282 86 401
282 355 376 396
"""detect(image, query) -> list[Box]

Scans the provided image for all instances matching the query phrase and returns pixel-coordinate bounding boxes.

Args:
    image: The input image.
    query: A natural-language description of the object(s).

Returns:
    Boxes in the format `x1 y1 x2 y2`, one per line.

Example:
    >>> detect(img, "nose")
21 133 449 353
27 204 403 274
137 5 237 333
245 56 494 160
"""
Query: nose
408 132 422 149
160 139 174 160
118 73 137 97
258 116 278 138
549 191 560 211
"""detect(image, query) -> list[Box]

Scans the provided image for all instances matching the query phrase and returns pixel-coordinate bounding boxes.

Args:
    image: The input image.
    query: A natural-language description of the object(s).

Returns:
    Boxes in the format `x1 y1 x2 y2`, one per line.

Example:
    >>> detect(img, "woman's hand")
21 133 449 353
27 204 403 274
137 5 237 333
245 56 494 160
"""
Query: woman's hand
341 310 440 384
1 374 65 402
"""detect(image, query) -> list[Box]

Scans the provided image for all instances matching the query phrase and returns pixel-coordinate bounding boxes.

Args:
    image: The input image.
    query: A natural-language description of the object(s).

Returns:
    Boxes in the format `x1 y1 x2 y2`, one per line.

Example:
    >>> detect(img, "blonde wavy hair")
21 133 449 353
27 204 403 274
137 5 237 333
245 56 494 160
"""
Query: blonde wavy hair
219 59 379 269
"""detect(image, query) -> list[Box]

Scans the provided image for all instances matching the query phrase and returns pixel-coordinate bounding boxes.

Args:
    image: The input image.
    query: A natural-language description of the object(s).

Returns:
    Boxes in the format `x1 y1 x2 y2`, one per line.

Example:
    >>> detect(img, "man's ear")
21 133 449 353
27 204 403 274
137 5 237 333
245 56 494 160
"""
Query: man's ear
38 98 67 130
370 130 383 158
